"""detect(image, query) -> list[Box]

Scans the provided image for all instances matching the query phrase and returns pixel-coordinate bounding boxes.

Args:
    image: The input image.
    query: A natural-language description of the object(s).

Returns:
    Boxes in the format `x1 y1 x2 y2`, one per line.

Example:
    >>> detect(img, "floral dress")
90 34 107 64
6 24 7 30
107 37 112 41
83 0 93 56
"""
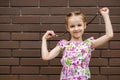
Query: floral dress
57 37 95 80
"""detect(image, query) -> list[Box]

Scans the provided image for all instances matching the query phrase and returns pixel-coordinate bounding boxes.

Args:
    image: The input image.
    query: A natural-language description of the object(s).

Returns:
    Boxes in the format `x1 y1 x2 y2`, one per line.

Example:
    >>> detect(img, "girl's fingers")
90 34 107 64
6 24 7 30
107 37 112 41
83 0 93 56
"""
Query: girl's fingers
101 8 107 12
47 30 56 37
100 7 109 13
44 30 57 39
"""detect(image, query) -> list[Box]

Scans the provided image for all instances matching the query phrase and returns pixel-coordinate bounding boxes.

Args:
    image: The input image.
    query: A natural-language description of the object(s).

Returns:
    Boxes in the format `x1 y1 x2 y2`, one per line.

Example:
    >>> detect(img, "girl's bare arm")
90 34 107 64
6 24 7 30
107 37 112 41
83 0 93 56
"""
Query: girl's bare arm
41 30 61 60
92 7 114 48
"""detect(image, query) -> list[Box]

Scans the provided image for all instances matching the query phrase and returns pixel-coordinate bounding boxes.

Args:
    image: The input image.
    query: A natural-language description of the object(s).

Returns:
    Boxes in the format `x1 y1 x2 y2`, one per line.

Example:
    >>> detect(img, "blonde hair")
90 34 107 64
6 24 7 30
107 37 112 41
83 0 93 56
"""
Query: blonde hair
66 11 87 26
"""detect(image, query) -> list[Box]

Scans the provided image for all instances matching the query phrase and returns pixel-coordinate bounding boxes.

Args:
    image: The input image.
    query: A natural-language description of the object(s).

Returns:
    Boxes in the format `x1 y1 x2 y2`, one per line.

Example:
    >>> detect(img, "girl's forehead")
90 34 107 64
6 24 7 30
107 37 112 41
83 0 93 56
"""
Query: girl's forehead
68 16 83 23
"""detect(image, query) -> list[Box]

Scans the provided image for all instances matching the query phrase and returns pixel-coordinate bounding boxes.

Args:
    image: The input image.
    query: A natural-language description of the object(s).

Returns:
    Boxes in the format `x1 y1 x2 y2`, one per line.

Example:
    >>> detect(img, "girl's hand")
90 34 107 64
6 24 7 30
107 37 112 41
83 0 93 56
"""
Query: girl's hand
99 7 109 16
42 30 56 40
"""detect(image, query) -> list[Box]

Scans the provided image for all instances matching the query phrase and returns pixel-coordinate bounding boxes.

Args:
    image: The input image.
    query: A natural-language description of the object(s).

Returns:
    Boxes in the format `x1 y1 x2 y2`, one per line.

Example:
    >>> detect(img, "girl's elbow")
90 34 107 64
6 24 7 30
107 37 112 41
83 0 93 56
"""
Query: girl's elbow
107 33 114 39
41 55 49 61
42 57 49 61
109 33 114 38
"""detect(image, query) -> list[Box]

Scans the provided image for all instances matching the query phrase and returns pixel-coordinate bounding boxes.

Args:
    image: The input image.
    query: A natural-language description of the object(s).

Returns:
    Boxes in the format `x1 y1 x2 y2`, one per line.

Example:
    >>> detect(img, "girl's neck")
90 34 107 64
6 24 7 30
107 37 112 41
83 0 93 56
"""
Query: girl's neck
70 37 83 43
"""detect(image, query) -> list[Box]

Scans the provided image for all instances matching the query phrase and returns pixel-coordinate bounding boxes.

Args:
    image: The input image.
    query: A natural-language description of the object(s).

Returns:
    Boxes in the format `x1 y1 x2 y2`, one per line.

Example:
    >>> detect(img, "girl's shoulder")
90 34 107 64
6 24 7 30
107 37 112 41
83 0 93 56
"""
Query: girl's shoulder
58 39 68 45
57 39 68 49
85 37 94 42
83 37 94 44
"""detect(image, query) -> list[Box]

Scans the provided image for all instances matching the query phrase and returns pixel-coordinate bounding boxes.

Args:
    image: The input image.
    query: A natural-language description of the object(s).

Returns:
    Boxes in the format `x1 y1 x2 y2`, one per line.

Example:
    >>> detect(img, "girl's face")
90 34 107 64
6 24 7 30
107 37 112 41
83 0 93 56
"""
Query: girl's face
66 15 86 40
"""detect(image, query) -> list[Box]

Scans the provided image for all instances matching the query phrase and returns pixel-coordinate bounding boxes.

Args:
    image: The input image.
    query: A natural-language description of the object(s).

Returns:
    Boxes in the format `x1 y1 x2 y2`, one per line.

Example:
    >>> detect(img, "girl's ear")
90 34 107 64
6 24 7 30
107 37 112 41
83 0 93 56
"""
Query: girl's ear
66 25 70 32
84 22 87 29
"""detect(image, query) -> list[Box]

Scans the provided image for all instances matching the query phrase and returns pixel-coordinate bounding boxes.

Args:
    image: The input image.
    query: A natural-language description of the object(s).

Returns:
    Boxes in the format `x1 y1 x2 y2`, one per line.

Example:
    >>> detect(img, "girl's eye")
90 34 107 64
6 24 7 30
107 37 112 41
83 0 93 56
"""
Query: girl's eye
78 24 82 27
70 25 75 28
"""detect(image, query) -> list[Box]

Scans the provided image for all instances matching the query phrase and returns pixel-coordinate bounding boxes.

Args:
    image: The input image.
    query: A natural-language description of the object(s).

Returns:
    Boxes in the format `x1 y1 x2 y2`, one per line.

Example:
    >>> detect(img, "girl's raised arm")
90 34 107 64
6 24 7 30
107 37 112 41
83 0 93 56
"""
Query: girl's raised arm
92 7 114 48
41 30 61 60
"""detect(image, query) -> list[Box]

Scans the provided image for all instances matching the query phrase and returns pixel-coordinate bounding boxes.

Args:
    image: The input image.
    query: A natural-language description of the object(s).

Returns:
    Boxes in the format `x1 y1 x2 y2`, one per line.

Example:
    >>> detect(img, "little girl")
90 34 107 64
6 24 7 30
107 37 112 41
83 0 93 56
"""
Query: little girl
41 7 113 80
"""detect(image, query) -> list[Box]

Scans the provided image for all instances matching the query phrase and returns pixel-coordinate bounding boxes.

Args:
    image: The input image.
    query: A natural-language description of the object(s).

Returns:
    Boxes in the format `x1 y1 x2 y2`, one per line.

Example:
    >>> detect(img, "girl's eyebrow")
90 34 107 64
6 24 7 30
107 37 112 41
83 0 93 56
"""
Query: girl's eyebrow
67 13 72 17
67 11 81 17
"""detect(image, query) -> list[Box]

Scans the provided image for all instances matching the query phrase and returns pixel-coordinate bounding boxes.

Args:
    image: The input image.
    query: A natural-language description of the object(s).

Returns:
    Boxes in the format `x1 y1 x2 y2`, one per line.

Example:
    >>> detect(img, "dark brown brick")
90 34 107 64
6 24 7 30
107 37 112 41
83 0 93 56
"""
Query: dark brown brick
21 24 50 32
12 49 40 57
85 24 104 32
0 8 20 15
0 16 11 24
0 58 19 65
0 75 18 80
22 7 50 15
101 16 120 24
111 16 120 24
21 58 48 66
110 41 120 49
80 7 98 15
49 58 61 66
112 33 120 40
99 0 120 7
40 67 61 74
96 41 109 49
110 58 120 66
110 7 120 16
40 16 65 24
51 7 81 15
0 24 21 32
19 75 48 80
69 0 97 7
90 75 107 80
91 50 100 58
0 33 10 40
90 58 108 66
11 0 38 7
40 0 68 7
0 0 9 7
12 16 40 24
20 41 41 48
11 33 40 40
112 24 120 32
0 66 10 74
0 41 19 48
49 75 60 80
49 41 58 48
83 33 100 40
0 49 11 57
101 50 120 58
12 66 39 74
49 24 66 32
51 7 98 15
0 0 119 79
109 76 120 80
86 16 99 24
90 67 99 74
101 67 120 74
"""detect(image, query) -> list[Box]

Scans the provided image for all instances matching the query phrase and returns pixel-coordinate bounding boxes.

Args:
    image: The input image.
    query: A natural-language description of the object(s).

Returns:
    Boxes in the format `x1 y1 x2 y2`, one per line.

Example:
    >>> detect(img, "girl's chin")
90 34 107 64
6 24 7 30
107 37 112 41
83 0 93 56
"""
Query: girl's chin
73 36 81 39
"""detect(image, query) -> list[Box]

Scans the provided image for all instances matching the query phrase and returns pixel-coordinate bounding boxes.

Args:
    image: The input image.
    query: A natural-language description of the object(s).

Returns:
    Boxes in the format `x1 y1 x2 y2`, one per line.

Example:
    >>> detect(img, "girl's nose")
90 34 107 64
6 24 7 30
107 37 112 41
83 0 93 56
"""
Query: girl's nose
74 26 79 30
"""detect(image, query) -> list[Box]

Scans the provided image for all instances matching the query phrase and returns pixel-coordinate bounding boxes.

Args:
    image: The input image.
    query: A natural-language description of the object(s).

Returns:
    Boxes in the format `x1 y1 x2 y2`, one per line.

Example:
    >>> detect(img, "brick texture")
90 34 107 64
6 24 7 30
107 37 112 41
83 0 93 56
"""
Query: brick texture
0 0 119 80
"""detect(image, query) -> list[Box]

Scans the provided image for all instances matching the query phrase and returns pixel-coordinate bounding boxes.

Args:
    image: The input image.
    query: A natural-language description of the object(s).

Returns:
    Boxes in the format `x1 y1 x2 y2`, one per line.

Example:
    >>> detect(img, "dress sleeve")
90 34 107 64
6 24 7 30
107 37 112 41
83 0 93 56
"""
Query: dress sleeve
57 40 65 49
86 37 95 51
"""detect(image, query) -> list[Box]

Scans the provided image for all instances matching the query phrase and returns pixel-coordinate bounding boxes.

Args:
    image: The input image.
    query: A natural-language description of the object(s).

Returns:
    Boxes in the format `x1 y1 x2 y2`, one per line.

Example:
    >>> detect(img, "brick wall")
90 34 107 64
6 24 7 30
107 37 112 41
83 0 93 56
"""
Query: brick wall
0 0 120 80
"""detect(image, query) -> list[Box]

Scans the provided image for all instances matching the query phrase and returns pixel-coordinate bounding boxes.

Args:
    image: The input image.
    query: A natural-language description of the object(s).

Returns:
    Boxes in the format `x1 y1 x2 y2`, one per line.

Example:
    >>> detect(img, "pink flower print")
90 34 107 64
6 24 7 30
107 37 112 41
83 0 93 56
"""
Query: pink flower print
62 67 65 72
88 54 91 58
81 49 86 55
69 69 74 76
71 47 75 51
81 62 84 68
75 42 79 46
77 76 82 80
73 63 78 69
